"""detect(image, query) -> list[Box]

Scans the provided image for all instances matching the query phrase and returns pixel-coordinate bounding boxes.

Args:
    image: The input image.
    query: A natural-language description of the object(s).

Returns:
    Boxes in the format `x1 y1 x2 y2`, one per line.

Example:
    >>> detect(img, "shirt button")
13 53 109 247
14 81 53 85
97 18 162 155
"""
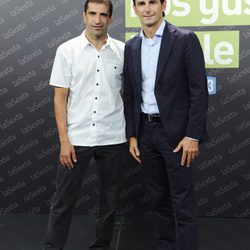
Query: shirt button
98 55 100 58
114 66 117 69
96 83 99 86
97 69 100 72
95 97 98 100
94 111 96 113
92 124 95 126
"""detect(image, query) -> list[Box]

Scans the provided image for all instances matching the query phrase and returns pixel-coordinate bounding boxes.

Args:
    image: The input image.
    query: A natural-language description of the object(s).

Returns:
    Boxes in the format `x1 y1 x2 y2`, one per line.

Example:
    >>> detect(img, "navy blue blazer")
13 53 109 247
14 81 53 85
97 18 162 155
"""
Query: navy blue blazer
123 21 208 147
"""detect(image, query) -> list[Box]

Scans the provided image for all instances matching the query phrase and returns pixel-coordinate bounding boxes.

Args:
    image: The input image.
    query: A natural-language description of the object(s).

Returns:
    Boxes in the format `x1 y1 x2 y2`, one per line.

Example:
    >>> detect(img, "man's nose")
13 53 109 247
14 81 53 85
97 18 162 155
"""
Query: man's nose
95 14 101 23
144 3 150 12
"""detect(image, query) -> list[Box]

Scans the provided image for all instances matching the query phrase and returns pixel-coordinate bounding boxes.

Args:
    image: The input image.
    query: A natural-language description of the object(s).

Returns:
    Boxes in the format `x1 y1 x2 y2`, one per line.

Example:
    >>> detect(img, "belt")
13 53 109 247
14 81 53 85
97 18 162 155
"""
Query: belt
141 112 161 122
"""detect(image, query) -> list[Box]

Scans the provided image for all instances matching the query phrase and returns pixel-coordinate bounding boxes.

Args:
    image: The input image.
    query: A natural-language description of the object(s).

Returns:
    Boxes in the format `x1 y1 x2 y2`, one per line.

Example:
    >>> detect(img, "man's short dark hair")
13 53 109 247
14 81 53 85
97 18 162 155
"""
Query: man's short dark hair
84 0 113 17
132 0 165 17
132 0 165 4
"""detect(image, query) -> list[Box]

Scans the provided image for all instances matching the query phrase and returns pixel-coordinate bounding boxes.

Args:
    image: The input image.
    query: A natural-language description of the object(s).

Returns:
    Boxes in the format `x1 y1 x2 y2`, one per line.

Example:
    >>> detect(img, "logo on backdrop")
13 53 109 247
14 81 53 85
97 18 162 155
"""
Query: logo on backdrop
207 76 217 95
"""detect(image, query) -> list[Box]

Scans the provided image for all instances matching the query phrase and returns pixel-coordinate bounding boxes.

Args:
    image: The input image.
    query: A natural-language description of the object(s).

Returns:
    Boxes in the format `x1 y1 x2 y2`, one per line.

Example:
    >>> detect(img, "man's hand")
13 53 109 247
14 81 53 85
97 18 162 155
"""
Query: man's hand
173 137 199 167
129 137 141 163
59 141 77 169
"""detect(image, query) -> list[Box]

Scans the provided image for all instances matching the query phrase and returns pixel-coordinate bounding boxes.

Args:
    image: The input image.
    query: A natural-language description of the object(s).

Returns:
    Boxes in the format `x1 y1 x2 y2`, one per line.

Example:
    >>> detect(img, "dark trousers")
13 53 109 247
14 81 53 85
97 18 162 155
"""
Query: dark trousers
139 119 198 250
44 143 125 250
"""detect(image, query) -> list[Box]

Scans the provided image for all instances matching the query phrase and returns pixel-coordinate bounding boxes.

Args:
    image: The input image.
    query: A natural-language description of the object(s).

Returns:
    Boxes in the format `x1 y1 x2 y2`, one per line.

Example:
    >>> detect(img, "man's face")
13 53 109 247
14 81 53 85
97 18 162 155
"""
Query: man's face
133 0 166 28
83 2 112 38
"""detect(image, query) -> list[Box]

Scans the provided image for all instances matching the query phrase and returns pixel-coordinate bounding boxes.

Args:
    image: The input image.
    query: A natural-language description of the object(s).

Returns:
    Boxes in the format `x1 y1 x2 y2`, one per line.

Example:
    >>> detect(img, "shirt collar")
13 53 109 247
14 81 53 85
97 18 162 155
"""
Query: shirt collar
139 19 166 40
80 30 116 52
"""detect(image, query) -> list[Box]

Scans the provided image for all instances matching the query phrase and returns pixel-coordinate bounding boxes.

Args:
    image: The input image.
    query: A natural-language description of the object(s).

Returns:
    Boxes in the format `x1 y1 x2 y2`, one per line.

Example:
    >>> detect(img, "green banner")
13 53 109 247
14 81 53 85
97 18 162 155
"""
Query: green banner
126 0 250 27
196 31 239 68
125 31 239 68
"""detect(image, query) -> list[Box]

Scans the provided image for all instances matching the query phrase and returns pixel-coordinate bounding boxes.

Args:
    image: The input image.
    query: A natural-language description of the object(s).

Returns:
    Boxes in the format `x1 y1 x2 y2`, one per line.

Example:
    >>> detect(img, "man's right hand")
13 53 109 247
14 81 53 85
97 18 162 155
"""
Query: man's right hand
59 141 77 169
129 137 141 163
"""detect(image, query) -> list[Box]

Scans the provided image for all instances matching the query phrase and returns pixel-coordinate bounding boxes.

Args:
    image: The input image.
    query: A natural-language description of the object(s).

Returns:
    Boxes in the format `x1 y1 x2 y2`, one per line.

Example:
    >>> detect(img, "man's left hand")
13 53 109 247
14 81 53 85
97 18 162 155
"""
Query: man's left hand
173 137 199 167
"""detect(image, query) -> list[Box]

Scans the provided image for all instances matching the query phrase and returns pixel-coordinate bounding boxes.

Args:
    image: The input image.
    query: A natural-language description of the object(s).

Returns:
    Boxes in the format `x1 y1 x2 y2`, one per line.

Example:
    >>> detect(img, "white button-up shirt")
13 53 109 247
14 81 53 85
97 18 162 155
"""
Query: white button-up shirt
50 31 126 146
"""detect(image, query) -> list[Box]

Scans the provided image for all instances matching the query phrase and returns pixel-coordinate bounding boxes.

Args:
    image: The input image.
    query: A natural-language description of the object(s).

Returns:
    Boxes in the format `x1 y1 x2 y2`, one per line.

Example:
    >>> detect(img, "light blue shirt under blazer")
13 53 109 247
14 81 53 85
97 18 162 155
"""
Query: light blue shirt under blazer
140 20 165 114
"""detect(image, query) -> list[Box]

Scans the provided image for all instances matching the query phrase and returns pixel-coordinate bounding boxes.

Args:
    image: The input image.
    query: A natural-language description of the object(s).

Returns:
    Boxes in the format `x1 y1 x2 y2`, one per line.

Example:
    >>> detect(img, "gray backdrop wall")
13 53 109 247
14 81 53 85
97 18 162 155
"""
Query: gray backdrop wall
0 0 250 218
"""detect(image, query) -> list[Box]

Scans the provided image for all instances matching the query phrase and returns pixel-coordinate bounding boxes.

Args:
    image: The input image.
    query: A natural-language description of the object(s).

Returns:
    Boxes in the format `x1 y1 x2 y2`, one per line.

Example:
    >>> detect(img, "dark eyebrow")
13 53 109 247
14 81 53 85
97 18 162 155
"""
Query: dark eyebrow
136 1 145 5
88 11 96 15
87 11 109 17
100 12 109 16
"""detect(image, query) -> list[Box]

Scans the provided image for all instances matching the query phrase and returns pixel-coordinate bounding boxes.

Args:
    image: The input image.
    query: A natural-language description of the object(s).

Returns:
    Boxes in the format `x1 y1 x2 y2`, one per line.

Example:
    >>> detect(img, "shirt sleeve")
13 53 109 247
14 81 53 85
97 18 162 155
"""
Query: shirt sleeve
49 46 72 88
185 136 199 142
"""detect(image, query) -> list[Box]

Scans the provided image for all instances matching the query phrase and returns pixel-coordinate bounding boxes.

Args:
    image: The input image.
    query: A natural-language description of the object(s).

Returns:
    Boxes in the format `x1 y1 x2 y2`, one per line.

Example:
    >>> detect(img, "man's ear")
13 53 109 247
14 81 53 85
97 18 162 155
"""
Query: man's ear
133 4 138 16
162 0 167 13
83 11 86 23
108 16 112 25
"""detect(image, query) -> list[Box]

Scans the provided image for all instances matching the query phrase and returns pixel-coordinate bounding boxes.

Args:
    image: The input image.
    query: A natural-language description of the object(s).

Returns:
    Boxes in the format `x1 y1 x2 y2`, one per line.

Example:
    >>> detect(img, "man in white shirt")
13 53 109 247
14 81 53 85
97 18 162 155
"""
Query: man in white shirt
44 1 126 249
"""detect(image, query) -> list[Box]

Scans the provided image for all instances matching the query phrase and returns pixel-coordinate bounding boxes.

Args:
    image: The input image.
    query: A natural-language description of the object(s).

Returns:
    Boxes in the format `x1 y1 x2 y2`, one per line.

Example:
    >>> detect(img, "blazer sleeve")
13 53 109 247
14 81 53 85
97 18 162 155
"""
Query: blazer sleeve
184 31 208 141
123 45 136 139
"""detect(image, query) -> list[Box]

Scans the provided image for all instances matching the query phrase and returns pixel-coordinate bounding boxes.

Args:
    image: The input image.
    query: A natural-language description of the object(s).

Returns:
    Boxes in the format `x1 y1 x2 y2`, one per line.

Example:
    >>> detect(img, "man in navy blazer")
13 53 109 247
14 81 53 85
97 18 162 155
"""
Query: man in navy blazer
124 0 208 250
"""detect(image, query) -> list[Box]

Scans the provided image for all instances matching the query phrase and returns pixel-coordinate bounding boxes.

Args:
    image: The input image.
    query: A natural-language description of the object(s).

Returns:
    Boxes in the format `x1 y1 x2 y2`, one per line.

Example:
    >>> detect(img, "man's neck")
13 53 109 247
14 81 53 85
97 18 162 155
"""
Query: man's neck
142 19 164 39
85 32 108 51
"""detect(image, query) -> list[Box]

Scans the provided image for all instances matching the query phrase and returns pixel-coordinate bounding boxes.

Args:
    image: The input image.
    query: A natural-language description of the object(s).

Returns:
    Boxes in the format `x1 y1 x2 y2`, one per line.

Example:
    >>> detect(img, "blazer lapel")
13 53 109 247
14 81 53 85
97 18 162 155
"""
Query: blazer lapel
155 22 177 86
132 36 142 93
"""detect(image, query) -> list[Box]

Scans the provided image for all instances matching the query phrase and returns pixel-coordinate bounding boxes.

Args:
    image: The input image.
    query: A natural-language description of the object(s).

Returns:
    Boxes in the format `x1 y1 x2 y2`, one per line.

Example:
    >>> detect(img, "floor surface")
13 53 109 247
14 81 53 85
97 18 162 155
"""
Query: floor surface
0 215 249 250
